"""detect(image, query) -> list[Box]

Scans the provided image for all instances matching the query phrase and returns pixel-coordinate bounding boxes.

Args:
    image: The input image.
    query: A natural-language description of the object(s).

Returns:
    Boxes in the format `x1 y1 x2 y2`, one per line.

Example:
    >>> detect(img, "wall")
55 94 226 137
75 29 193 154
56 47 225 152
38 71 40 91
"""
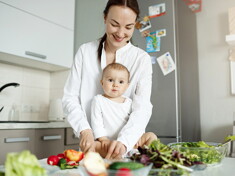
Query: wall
74 0 106 51
196 0 235 142
0 63 50 121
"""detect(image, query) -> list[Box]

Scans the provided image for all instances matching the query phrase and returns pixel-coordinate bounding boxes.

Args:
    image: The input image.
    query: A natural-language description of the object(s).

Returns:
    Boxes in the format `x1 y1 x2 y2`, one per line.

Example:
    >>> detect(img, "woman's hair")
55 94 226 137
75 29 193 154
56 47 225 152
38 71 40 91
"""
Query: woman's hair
97 0 140 61
102 63 130 81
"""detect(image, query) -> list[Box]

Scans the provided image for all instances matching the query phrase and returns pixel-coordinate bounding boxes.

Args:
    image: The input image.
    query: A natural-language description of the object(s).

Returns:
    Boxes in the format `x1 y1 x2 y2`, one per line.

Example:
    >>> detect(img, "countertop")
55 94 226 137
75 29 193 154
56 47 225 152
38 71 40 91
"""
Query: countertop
1 157 235 176
38 157 235 176
0 121 71 129
192 157 235 176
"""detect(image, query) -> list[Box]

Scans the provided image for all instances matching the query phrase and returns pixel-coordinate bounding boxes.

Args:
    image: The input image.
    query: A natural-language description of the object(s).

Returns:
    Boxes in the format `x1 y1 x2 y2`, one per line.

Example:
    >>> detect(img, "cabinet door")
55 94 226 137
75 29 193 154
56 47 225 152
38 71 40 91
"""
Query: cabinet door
0 129 35 165
35 128 64 159
0 0 75 29
65 128 79 145
0 2 74 71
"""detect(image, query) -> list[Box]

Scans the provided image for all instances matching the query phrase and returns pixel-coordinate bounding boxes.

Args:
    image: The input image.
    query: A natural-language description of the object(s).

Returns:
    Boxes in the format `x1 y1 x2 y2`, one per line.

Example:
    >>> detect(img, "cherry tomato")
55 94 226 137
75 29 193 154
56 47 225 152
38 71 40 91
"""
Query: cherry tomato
47 155 59 166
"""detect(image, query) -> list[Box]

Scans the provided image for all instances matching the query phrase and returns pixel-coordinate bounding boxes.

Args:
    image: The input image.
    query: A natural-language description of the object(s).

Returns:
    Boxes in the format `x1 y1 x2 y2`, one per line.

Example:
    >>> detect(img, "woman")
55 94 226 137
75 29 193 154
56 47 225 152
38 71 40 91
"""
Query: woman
62 0 154 159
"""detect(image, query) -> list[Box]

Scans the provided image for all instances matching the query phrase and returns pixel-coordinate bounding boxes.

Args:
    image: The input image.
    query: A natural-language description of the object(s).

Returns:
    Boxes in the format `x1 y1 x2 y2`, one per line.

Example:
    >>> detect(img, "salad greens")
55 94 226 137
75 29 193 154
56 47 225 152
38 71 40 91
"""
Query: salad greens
225 135 235 142
170 141 227 164
130 140 198 176
5 150 47 176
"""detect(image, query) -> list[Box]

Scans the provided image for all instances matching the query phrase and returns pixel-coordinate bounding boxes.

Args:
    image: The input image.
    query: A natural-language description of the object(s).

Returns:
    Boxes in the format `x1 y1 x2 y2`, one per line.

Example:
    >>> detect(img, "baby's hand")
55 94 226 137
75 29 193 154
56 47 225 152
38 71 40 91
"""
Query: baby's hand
100 139 111 152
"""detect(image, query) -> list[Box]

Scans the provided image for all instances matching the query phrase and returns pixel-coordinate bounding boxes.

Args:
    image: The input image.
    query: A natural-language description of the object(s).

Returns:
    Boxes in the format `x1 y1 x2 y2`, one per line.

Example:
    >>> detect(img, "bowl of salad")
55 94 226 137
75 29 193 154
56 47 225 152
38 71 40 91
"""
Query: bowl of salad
168 141 229 166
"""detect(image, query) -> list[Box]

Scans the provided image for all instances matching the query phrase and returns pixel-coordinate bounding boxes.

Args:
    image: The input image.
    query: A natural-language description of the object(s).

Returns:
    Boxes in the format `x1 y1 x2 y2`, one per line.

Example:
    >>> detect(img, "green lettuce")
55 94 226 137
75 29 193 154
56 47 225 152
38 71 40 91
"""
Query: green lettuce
5 150 47 176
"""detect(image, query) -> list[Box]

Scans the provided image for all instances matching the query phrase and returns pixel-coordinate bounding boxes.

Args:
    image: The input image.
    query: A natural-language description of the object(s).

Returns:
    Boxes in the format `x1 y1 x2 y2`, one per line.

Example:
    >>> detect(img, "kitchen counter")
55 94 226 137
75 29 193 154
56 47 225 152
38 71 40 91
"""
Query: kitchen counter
1 157 235 176
0 121 71 129
38 157 235 176
192 157 235 176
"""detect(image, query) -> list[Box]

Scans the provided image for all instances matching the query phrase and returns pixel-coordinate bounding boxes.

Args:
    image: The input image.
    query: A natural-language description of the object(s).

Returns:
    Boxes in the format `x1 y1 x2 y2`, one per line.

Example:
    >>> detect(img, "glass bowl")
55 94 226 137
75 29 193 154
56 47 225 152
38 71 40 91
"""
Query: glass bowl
168 142 229 166
148 168 190 176
80 163 152 176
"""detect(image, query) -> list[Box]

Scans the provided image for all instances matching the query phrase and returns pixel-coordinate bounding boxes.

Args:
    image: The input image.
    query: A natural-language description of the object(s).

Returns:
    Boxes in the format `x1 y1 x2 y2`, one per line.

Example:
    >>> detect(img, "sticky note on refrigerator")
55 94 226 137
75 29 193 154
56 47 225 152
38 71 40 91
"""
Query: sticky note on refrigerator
157 52 176 75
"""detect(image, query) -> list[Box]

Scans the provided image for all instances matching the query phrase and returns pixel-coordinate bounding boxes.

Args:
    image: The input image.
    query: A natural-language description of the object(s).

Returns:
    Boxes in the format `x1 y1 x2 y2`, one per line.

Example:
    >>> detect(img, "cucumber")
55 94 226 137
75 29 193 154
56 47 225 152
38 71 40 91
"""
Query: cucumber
108 161 144 170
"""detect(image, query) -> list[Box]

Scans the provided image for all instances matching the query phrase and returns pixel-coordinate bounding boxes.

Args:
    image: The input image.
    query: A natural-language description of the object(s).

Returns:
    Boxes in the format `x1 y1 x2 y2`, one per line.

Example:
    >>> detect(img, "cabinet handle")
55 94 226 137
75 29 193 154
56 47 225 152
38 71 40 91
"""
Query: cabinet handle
25 51 47 59
42 135 62 141
5 137 30 143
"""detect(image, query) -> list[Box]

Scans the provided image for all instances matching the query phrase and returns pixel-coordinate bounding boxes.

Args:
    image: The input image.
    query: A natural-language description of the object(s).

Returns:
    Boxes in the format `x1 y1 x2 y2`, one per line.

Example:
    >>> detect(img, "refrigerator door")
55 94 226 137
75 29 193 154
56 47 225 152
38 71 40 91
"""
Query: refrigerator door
132 0 201 144
132 0 179 143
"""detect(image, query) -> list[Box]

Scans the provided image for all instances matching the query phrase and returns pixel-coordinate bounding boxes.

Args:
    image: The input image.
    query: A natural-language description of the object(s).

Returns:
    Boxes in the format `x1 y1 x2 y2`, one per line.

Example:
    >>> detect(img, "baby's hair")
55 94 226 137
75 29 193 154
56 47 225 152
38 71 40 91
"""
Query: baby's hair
102 63 130 81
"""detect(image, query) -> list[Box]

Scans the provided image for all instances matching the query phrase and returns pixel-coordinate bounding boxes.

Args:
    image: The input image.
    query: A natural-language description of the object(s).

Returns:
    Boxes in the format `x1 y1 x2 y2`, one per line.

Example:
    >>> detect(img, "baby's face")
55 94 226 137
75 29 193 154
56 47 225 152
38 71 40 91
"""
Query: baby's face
101 69 129 98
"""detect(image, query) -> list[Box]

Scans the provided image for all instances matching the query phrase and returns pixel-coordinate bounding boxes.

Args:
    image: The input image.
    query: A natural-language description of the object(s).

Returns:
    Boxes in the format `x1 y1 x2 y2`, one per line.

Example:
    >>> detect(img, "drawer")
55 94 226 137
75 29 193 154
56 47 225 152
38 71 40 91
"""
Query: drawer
0 129 35 164
65 128 79 145
35 128 64 159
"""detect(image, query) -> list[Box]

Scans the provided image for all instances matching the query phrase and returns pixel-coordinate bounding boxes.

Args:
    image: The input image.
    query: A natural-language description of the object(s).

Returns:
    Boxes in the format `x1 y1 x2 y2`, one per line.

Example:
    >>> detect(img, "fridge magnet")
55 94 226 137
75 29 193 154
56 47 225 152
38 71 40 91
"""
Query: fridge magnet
156 29 166 37
150 56 157 64
141 30 150 37
146 31 161 53
184 0 202 13
135 16 151 32
157 52 176 76
139 19 152 32
148 3 166 18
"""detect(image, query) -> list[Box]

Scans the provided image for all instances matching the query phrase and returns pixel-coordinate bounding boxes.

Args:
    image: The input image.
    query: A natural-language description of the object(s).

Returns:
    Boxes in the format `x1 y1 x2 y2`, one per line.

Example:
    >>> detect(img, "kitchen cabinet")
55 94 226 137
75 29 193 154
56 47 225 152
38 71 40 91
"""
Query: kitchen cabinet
0 127 79 164
0 129 35 164
0 0 74 29
64 128 79 150
35 128 65 159
0 0 75 71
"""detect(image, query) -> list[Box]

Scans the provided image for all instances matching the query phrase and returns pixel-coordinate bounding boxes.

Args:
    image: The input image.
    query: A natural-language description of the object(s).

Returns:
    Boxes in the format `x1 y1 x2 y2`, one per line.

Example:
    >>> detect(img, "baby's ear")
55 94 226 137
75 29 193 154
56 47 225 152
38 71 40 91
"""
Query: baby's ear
100 80 103 85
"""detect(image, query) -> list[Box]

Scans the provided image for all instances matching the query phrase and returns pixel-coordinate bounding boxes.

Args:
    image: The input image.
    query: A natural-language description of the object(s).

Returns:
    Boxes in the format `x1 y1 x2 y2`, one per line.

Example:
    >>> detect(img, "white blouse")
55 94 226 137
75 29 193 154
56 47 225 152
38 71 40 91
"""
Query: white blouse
62 40 153 152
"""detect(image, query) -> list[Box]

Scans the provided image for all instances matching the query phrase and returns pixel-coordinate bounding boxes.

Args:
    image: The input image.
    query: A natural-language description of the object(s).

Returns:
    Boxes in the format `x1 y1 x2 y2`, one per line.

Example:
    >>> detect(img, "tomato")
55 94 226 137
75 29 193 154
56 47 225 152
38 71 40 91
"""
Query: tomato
116 168 132 176
57 153 65 159
64 149 84 162
47 155 59 166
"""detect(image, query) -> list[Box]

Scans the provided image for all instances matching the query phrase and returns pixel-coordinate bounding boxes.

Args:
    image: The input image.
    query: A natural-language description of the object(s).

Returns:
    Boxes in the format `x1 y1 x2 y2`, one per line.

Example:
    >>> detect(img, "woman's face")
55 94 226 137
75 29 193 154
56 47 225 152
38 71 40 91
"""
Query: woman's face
104 5 137 50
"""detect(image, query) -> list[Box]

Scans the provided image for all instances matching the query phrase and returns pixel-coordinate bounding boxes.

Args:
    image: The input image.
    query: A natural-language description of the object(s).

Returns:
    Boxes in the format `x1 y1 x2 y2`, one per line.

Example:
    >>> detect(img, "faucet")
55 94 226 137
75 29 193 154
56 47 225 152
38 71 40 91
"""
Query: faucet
0 82 20 92
0 82 20 113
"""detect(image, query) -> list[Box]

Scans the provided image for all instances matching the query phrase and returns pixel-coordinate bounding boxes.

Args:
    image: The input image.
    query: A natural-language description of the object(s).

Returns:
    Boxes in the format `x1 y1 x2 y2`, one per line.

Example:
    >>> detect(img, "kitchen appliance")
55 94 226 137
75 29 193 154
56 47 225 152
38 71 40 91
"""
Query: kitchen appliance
132 0 200 144
0 82 20 113
48 99 64 121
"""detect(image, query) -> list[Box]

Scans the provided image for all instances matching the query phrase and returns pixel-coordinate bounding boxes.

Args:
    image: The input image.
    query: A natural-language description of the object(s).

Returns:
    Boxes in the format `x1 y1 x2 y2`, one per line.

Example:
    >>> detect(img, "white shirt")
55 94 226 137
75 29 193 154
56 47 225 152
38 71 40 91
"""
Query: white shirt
62 40 153 152
91 94 132 141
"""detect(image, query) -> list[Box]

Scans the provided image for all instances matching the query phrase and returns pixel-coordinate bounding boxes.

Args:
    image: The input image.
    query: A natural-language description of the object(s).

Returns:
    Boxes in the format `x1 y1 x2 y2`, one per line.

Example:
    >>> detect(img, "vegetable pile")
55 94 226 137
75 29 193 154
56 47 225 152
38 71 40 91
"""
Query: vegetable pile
130 140 201 175
5 150 47 176
47 149 84 170
83 152 150 176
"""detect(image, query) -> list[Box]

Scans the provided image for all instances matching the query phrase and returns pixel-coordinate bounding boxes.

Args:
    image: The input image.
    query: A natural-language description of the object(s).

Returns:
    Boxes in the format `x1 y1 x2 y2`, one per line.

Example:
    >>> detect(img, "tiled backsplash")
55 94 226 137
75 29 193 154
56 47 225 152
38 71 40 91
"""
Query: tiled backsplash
0 63 69 121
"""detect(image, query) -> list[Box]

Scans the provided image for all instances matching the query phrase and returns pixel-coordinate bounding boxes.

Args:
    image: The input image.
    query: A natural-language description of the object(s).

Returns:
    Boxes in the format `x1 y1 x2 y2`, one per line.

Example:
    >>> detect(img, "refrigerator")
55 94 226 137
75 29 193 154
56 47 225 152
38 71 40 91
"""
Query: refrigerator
132 0 201 144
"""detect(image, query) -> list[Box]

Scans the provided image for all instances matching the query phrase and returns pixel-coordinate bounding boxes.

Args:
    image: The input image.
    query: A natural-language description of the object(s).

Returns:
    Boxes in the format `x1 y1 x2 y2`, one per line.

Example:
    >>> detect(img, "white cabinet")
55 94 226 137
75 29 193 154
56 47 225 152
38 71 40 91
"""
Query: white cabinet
0 1 75 71
0 0 74 29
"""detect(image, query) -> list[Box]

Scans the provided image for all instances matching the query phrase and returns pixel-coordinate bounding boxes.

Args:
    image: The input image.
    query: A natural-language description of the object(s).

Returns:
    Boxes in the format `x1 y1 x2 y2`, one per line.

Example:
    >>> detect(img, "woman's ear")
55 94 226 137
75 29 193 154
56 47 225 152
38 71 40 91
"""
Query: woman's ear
100 80 103 85
104 15 107 24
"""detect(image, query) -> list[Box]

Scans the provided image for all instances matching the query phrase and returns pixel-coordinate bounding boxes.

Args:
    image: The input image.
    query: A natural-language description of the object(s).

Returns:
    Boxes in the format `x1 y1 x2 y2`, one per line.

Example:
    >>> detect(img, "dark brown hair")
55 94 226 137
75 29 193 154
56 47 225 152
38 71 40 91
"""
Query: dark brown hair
102 63 130 81
97 0 140 61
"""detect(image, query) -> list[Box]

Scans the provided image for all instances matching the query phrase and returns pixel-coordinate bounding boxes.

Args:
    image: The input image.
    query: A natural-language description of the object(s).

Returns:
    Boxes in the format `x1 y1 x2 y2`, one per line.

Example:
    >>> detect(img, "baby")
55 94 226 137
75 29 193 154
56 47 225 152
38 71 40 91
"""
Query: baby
91 63 157 158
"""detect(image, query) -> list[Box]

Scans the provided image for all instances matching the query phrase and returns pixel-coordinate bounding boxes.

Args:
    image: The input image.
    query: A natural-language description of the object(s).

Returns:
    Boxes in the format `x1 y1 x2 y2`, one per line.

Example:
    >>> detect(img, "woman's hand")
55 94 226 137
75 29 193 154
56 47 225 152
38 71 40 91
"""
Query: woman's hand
79 129 95 153
105 140 126 159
